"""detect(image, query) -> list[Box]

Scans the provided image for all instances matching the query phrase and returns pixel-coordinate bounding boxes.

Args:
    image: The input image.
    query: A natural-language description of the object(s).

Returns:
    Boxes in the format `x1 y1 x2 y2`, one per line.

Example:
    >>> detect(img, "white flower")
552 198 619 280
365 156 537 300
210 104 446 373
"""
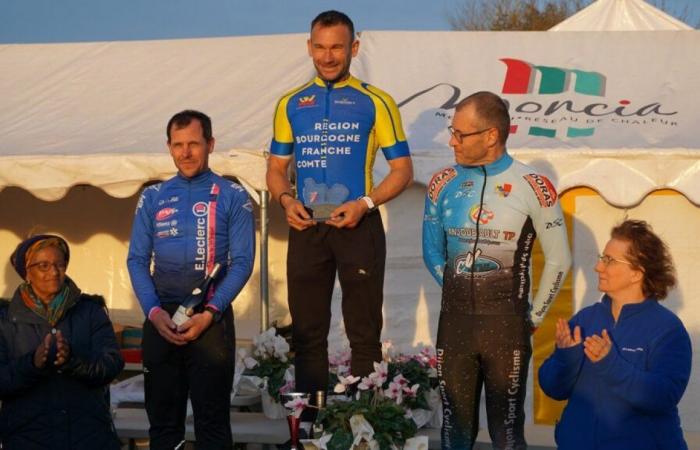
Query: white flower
372 361 388 385
273 337 290 360
333 374 361 393
284 397 309 418
243 356 258 369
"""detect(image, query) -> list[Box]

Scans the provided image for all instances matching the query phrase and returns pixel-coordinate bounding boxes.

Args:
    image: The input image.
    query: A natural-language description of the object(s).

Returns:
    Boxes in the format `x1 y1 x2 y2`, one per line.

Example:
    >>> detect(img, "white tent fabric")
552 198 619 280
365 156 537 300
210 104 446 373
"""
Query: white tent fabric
360 30 700 206
0 34 312 199
2 31 699 205
550 0 692 31
2 29 700 430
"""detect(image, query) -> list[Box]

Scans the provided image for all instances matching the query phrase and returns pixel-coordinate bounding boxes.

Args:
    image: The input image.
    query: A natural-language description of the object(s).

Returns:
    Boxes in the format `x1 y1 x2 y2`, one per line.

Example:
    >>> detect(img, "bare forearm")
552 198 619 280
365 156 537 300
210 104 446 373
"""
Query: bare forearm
367 157 413 206
266 159 294 204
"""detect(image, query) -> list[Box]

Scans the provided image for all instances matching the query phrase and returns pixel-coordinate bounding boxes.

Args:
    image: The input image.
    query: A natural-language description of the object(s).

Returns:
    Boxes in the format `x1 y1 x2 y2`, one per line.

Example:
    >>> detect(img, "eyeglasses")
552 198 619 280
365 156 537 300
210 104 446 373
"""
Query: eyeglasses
447 126 492 144
597 254 632 267
27 261 67 273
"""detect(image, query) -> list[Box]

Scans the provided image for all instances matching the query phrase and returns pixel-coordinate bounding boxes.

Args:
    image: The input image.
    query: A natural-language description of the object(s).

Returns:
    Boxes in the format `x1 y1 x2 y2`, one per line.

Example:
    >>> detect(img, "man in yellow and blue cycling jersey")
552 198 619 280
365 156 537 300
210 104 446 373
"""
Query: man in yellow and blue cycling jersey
266 10 413 410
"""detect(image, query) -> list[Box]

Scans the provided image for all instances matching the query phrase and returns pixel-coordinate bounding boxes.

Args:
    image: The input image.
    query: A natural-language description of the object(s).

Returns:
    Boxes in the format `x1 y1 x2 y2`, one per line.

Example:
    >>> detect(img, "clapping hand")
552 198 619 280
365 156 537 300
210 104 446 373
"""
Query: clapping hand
54 329 71 367
584 329 612 363
33 333 52 369
555 318 582 349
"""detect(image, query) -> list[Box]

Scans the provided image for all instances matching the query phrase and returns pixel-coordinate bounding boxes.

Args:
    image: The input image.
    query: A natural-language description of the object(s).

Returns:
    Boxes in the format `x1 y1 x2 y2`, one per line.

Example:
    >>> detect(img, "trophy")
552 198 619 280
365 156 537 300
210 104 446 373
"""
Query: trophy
302 177 349 221
280 392 310 449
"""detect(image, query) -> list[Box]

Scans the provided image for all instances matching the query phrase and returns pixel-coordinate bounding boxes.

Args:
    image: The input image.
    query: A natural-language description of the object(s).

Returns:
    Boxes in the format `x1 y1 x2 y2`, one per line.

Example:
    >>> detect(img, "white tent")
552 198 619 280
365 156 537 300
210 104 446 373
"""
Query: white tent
2 28 699 430
550 0 693 31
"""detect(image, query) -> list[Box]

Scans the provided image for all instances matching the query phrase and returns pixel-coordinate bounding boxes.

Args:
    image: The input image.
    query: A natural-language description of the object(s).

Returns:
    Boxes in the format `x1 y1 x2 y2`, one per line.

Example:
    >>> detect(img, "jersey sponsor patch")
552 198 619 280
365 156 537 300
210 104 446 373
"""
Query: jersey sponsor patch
523 174 558 207
192 202 208 217
428 167 457 205
495 183 512 198
297 95 317 108
469 204 495 225
155 207 177 221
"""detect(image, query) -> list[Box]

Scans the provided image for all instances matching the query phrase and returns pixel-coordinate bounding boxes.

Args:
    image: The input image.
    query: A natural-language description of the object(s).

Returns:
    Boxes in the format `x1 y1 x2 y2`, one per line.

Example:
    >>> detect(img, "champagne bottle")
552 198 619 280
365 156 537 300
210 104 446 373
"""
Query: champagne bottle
312 390 326 439
172 263 222 326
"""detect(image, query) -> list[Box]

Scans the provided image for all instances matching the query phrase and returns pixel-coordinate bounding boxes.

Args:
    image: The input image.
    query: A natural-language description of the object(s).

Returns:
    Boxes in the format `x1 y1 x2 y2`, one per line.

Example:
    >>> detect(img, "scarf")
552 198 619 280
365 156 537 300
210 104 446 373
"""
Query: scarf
18 281 74 326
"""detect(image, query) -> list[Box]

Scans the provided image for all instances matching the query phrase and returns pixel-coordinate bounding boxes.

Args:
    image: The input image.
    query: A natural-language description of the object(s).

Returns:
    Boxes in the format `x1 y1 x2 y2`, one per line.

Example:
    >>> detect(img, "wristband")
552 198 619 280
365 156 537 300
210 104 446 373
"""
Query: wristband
148 306 163 322
205 305 222 322
360 196 376 211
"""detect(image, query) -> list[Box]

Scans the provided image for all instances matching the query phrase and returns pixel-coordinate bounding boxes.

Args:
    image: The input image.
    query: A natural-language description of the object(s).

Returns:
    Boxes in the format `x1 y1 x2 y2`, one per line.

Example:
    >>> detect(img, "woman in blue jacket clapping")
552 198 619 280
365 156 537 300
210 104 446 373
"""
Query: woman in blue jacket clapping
539 219 691 450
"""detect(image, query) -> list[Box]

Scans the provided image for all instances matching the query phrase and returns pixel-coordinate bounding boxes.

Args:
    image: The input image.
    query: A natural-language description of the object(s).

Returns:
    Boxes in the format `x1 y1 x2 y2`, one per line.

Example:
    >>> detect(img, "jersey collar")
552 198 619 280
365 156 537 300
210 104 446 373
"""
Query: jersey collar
313 74 355 89
457 151 513 176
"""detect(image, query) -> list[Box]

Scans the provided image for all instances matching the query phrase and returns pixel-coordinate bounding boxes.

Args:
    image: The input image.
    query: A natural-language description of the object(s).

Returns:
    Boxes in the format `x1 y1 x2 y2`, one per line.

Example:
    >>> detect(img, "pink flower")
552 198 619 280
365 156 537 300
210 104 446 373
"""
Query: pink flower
284 397 309 418
392 374 408 387
403 383 420 399
279 379 295 395
385 381 403 404
372 361 388 385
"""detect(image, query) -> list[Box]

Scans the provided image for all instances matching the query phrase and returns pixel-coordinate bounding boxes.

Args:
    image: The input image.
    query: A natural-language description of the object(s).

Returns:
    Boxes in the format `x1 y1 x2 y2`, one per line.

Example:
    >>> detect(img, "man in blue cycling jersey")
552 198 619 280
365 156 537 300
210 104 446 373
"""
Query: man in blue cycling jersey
128 110 255 450
266 10 413 407
422 92 571 449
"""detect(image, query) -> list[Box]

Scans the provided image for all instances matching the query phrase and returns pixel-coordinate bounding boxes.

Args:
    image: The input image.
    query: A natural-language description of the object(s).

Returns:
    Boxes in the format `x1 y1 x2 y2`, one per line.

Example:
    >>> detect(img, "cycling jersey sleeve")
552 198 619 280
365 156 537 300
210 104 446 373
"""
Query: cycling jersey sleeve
422 169 451 286
525 175 572 326
207 190 256 312
127 187 161 317
270 95 294 158
366 85 410 160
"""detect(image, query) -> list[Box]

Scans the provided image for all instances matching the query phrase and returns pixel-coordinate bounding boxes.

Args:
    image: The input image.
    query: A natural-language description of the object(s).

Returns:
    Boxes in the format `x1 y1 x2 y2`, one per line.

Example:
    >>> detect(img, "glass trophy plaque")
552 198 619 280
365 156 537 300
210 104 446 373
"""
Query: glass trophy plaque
302 177 349 221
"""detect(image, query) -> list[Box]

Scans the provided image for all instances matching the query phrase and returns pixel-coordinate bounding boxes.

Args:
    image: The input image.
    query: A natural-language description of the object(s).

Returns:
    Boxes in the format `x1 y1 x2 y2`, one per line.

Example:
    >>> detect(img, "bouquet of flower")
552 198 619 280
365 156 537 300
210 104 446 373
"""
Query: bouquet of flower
240 327 294 401
387 346 439 411
317 361 420 450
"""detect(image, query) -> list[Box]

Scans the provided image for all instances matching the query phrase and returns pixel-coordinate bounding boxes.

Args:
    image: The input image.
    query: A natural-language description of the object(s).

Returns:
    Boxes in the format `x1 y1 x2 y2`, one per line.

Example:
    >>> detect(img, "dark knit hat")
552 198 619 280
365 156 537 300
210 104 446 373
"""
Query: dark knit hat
10 234 70 279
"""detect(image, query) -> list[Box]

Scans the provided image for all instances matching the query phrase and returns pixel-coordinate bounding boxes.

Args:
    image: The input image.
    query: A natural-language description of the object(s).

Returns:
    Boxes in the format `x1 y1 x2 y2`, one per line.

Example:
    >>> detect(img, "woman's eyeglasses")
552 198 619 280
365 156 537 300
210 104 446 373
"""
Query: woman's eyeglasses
597 254 632 267
27 261 67 273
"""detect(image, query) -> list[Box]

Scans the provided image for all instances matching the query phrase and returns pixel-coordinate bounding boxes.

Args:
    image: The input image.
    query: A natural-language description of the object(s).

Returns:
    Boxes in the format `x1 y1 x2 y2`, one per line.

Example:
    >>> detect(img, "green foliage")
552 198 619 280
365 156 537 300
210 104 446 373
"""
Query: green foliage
449 0 586 31
243 356 289 400
317 392 417 450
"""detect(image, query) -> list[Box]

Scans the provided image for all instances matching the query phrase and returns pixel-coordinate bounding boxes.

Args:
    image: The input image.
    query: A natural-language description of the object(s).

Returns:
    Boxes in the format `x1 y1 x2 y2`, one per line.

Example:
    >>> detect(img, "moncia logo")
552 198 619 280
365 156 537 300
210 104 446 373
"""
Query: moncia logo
192 202 208 217
398 57 677 139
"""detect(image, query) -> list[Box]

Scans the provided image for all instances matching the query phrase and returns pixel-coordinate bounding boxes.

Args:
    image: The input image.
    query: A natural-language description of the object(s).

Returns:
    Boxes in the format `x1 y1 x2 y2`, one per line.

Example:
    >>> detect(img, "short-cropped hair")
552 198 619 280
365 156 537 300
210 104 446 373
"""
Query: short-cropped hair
311 10 355 39
611 219 676 300
455 91 510 146
167 110 213 143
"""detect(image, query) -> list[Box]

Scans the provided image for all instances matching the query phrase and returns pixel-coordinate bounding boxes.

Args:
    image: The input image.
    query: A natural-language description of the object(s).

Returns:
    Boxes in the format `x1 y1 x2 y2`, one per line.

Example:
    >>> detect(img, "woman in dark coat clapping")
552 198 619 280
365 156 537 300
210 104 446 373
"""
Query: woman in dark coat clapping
0 235 124 450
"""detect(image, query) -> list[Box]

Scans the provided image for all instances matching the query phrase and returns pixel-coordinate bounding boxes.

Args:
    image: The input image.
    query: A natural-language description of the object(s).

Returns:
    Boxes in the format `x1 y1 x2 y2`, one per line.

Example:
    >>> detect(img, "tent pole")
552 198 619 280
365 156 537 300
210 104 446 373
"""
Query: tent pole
259 189 270 332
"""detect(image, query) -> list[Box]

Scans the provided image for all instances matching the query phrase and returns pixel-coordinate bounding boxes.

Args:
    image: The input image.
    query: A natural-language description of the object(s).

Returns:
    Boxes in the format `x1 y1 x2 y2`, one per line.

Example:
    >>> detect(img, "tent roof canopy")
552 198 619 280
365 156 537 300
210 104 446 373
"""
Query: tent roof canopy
550 0 693 31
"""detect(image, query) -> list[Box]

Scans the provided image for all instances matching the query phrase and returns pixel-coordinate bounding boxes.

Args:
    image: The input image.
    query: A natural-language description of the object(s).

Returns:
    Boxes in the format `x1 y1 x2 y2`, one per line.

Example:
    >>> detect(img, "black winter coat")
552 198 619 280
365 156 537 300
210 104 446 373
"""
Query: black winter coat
0 279 124 450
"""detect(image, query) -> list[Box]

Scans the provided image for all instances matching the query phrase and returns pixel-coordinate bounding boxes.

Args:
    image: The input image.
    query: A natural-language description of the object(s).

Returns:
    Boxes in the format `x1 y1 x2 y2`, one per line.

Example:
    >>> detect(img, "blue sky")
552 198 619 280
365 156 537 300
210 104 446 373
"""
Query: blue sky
1 0 696 43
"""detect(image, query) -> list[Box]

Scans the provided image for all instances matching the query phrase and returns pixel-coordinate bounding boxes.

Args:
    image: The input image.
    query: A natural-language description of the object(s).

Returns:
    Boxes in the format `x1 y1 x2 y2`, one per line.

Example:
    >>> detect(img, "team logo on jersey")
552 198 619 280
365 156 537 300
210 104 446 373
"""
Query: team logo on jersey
155 207 177 221
524 174 557 207
192 202 208 217
495 183 512 198
242 199 253 212
428 167 457 205
455 249 501 276
334 97 355 106
298 95 317 108
469 204 495 225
